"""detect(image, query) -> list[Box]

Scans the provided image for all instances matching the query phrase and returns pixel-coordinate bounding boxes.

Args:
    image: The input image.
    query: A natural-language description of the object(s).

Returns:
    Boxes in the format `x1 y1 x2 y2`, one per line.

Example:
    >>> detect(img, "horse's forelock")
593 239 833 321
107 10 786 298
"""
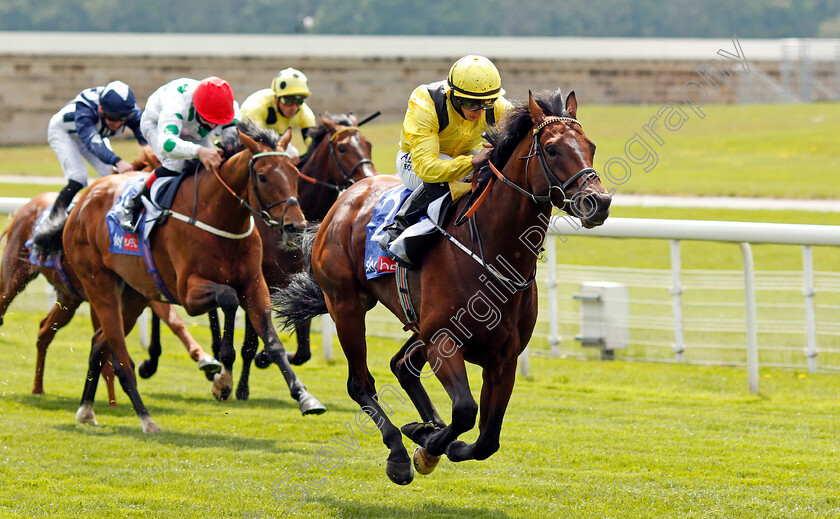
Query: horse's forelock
299 113 354 166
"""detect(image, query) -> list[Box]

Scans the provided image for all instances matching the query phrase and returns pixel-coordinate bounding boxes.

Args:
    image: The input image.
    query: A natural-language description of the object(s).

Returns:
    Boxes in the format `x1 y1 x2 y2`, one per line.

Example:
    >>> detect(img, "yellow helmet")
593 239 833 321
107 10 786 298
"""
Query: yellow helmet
271 68 311 98
447 55 505 100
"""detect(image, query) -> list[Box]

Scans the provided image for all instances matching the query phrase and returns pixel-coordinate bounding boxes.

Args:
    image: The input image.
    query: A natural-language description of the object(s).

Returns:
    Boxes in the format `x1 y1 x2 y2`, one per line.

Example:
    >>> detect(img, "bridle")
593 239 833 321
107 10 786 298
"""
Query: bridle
441 115 602 293
298 126 373 192
488 116 600 209
212 150 301 230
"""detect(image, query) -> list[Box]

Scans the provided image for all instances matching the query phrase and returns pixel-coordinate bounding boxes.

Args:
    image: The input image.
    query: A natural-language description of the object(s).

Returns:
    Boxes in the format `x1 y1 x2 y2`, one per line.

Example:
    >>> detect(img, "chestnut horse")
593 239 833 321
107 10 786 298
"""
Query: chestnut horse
141 114 378 400
275 90 611 483
0 150 218 402
36 120 325 432
0 192 218 400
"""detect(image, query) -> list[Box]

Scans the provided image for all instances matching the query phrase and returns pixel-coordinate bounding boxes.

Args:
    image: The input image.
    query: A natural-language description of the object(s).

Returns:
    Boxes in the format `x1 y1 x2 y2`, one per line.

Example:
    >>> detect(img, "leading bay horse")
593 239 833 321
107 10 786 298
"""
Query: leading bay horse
37 120 324 432
275 90 611 483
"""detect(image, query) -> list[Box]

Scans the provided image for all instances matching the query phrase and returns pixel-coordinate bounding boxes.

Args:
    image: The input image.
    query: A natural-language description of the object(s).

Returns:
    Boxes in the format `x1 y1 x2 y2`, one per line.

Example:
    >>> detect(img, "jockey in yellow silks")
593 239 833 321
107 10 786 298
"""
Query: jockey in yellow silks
381 55 512 258
240 68 317 164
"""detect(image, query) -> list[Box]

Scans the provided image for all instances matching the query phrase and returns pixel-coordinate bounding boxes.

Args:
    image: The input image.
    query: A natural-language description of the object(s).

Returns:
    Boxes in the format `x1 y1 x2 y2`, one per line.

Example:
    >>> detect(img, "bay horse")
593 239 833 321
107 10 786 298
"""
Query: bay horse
37 120 325 432
275 90 611 483
140 113 378 400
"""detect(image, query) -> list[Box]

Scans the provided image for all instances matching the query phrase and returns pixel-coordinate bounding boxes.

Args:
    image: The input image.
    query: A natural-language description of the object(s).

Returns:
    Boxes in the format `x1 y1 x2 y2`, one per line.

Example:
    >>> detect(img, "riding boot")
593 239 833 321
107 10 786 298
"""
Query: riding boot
49 180 84 219
30 180 85 257
378 185 432 251
117 182 151 232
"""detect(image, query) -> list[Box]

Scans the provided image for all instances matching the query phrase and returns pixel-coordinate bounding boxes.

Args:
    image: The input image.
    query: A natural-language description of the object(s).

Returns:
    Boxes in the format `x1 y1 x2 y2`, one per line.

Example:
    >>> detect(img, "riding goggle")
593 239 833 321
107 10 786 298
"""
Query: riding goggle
103 111 130 122
277 95 307 106
453 96 496 112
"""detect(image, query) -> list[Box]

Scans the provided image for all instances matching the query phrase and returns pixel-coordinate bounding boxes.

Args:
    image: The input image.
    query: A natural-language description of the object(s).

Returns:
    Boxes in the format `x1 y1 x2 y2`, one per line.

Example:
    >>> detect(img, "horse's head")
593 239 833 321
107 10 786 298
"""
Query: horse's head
319 114 377 186
526 90 612 228
238 125 307 246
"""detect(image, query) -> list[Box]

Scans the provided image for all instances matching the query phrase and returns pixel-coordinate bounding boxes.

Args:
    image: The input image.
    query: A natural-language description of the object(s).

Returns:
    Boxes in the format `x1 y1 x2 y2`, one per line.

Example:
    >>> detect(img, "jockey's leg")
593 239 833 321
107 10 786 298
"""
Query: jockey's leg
117 165 175 231
48 180 84 219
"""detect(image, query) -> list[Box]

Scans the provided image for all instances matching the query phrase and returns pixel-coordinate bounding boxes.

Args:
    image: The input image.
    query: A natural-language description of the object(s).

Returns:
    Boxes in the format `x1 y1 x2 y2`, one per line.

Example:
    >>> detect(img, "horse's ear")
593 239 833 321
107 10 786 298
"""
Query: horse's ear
278 127 293 150
320 115 338 135
565 91 578 119
528 90 546 125
239 131 260 154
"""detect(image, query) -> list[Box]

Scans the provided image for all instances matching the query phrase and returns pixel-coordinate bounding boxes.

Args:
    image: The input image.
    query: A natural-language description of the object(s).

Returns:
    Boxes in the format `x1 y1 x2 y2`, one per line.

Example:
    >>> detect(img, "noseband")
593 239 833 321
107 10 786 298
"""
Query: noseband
490 116 600 208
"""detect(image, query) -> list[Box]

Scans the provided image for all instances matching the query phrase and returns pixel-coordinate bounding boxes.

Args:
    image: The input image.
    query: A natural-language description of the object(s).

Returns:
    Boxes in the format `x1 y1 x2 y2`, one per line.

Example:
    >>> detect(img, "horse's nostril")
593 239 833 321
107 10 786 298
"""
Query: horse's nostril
283 223 303 235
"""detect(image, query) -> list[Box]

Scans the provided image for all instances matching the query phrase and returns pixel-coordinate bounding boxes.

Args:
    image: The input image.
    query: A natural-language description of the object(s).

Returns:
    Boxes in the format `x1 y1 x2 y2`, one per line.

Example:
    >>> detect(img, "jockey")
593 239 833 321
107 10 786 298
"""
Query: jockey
117 76 240 232
43 81 147 223
239 68 316 164
380 55 513 260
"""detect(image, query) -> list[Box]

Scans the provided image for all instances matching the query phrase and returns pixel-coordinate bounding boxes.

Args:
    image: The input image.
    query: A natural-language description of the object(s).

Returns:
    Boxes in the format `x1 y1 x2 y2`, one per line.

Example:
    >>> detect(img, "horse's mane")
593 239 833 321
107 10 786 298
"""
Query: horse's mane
221 119 282 158
298 113 355 168
476 88 572 181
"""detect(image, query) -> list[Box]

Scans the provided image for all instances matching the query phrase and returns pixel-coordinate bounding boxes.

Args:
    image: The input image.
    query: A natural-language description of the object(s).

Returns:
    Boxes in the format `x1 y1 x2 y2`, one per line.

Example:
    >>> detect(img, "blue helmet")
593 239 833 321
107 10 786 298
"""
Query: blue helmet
100 81 137 115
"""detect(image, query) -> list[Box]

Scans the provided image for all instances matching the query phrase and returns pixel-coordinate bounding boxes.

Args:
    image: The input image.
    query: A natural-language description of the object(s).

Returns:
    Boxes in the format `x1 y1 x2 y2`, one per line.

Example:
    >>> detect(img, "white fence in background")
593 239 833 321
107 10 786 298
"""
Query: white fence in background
5 198 840 394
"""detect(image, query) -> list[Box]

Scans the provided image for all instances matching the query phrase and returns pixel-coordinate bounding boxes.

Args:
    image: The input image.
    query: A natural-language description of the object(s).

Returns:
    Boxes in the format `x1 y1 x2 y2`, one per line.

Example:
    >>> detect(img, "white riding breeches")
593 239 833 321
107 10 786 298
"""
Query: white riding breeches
47 112 114 184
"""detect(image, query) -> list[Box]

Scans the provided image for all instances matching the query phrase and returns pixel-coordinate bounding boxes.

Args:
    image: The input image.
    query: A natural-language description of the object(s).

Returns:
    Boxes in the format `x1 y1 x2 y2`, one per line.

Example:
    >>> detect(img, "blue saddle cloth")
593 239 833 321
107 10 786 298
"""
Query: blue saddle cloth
364 186 411 279
105 175 179 256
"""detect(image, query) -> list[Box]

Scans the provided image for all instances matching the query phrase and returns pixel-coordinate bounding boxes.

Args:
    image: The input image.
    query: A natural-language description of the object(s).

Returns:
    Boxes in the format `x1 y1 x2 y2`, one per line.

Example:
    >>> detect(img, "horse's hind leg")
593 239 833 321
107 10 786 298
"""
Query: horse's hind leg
288 319 312 365
443 360 517 463
150 301 221 381
138 312 161 379
32 294 81 394
236 316 259 400
329 297 413 485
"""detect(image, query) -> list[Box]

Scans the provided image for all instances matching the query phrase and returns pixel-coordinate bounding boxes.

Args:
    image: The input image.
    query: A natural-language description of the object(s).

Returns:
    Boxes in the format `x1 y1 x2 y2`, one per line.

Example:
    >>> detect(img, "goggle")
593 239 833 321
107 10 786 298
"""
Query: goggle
103 111 130 122
453 96 496 112
277 95 307 106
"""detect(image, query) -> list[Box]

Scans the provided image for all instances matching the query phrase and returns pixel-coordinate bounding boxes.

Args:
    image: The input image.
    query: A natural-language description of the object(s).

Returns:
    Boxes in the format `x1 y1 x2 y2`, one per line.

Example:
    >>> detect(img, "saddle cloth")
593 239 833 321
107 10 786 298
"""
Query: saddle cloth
364 185 450 278
105 175 181 256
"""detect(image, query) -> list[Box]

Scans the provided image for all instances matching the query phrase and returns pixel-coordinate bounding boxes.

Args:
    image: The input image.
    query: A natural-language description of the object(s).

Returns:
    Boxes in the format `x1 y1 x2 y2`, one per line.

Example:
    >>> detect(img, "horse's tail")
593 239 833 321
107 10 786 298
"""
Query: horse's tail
272 224 328 329
30 209 69 259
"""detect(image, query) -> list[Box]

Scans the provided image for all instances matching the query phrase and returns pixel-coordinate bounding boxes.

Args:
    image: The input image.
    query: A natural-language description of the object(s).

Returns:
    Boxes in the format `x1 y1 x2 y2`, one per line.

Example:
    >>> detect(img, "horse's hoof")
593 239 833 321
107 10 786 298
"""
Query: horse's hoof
386 459 414 485
75 405 98 426
198 356 223 381
138 360 157 379
141 417 162 434
298 391 326 415
400 421 439 444
413 446 441 476
236 387 249 401
108 399 117 408
31 387 44 395
444 440 471 462
253 350 272 369
287 351 311 366
211 370 233 401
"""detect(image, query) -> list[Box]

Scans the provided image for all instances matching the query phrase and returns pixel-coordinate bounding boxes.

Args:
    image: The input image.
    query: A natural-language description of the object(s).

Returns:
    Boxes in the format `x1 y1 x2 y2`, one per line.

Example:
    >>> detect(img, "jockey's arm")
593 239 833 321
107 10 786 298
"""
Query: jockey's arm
74 103 122 167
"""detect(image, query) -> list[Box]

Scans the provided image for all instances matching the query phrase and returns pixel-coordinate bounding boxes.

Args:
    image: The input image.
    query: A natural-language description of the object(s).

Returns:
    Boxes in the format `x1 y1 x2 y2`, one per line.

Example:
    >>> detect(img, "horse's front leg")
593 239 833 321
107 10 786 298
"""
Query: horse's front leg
33 294 81 394
410 346 477 459
183 280 238 400
241 281 325 415
444 359 518 463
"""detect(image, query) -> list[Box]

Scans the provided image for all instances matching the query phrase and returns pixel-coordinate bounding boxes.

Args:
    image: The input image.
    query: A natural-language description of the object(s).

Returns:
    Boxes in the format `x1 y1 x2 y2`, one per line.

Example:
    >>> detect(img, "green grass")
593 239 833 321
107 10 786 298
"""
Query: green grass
1 310 839 518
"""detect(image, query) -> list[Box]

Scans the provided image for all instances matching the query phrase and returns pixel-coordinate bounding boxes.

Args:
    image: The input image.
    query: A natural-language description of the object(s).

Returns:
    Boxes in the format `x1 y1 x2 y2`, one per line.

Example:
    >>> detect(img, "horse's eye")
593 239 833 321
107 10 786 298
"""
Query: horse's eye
337 144 347 153
545 144 558 157
258 174 267 182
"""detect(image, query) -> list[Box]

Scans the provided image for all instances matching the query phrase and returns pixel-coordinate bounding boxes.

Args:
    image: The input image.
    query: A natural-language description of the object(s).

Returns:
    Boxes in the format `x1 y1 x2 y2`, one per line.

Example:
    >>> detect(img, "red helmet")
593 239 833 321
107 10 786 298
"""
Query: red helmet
193 77 235 125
